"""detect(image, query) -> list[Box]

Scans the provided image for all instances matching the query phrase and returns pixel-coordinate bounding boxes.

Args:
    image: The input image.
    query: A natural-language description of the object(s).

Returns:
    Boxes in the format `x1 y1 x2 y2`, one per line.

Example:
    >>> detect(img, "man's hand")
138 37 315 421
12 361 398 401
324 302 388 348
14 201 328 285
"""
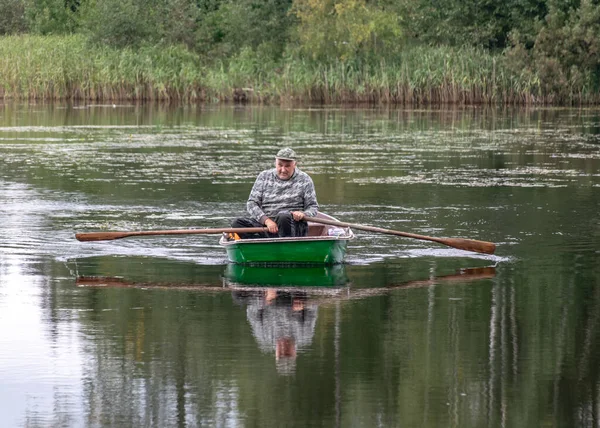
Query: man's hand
291 211 305 221
265 218 278 234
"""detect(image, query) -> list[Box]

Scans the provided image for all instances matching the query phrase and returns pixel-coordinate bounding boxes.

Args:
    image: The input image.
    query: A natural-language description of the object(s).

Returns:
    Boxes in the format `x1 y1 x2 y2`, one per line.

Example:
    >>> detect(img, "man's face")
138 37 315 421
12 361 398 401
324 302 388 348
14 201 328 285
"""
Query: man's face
275 158 296 180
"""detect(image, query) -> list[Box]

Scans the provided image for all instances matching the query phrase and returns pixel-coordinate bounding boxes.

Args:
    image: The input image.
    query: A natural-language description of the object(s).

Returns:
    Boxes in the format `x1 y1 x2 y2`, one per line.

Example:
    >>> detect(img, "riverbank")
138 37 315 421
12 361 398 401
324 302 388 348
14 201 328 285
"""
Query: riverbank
1 35 598 105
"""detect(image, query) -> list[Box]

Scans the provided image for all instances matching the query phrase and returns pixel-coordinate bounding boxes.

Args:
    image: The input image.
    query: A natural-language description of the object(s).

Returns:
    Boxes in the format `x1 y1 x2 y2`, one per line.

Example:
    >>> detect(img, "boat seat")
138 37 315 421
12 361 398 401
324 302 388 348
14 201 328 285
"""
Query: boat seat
307 225 326 236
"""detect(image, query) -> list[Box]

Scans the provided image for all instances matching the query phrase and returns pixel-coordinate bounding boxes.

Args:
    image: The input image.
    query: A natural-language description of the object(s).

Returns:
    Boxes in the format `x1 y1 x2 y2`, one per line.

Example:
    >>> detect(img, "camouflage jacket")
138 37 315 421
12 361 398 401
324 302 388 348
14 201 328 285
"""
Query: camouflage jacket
247 168 319 224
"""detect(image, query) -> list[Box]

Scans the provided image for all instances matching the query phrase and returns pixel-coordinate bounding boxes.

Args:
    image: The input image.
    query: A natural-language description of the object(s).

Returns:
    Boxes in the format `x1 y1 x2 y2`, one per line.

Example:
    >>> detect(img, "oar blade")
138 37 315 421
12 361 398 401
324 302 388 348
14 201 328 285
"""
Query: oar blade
76 232 128 242
439 238 496 255
306 216 496 255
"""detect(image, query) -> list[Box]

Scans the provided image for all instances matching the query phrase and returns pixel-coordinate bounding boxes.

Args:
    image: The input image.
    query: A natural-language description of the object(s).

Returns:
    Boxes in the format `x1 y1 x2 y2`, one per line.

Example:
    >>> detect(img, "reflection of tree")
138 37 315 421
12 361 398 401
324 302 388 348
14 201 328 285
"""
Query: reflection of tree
47 260 600 427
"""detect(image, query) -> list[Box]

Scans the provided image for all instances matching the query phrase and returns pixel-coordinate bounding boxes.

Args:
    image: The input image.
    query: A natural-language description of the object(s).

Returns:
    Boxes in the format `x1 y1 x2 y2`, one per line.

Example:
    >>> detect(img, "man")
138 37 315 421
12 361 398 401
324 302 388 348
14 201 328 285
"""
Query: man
231 148 318 238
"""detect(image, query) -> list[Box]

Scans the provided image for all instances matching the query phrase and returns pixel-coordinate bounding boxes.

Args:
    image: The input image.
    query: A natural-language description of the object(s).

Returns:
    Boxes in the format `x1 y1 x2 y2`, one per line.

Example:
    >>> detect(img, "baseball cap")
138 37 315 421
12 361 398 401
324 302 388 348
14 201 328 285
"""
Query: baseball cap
275 148 297 161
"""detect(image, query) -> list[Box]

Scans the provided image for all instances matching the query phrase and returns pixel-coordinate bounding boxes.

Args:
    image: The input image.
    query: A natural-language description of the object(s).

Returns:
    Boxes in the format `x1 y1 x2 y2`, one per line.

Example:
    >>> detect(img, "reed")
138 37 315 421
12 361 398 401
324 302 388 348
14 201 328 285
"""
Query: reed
0 35 598 104
0 35 205 102
225 45 600 105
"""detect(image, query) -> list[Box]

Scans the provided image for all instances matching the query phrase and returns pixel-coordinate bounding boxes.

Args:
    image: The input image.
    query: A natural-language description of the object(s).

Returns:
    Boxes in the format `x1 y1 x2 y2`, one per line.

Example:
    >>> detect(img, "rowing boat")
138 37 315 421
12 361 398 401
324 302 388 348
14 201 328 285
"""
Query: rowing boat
219 213 354 264
76 214 495 256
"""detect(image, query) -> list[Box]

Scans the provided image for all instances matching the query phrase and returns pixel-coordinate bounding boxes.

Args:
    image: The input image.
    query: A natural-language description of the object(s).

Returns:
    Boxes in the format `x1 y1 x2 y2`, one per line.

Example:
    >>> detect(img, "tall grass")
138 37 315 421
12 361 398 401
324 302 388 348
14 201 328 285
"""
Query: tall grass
0 35 598 104
0 35 205 101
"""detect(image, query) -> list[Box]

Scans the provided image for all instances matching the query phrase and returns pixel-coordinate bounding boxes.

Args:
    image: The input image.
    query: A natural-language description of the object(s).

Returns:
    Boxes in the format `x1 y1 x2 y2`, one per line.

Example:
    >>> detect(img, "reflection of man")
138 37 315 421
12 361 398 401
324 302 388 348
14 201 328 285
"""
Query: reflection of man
232 289 318 375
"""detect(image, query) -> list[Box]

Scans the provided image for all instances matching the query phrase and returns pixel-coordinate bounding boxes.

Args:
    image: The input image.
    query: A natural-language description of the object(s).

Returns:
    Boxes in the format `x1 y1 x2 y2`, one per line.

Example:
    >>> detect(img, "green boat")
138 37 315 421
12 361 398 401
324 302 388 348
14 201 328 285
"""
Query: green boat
219 213 354 264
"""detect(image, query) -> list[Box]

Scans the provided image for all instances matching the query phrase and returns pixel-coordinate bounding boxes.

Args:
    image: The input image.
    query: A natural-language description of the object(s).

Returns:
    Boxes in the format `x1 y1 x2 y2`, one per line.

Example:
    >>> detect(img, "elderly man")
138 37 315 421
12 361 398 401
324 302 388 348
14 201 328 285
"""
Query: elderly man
231 148 319 238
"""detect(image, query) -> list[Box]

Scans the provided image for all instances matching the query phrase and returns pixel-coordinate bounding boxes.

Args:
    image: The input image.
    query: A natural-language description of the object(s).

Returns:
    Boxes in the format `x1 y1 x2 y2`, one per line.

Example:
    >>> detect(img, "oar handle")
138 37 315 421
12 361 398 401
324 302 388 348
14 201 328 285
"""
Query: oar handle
76 227 267 242
307 216 496 255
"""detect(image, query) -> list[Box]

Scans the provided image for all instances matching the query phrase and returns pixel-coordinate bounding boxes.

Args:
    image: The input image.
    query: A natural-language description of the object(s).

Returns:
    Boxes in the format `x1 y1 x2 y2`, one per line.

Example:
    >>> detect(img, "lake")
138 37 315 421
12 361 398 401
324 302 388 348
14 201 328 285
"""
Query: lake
0 104 599 427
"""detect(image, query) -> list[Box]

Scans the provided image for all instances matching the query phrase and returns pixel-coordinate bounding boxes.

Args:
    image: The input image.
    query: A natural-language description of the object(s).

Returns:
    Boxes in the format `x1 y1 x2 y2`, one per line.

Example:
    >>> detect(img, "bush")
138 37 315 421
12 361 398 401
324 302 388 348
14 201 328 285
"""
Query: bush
505 0 600 102
79 0 154 48
25 0 79 34
0 0 27 34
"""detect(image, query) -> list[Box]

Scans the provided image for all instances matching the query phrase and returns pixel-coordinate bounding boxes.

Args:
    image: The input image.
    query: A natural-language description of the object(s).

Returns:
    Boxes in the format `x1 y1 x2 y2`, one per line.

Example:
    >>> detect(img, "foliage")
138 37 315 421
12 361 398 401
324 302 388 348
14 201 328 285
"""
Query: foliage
392 0 547 49
1 0 600 104
195 0 294 60
291 0 402 62
24 0 80 34
155 0 200 49
506 0 600 102
79 0 156 48
0 0 28 34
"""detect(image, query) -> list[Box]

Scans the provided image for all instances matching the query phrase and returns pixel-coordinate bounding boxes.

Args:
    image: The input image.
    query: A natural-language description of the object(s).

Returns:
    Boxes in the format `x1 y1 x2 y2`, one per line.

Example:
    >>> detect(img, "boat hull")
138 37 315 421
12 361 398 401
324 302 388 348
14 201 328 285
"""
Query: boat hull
221 236 350 264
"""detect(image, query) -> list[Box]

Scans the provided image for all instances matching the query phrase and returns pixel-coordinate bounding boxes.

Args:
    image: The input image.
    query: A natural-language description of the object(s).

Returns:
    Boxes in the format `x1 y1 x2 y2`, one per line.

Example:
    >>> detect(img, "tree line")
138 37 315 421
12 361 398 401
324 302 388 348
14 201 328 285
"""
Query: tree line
1 0 599 103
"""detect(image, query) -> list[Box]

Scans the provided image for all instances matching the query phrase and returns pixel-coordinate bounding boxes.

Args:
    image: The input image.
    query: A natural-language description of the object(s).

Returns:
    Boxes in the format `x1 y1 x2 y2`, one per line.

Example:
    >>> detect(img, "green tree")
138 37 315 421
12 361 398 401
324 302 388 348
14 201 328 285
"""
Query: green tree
291 0 402 62
195 0 294 60
25 0 80 34
506 0 600 100
80 0 158 48
155 0 200 48
0 0 28 34
392 0 547 49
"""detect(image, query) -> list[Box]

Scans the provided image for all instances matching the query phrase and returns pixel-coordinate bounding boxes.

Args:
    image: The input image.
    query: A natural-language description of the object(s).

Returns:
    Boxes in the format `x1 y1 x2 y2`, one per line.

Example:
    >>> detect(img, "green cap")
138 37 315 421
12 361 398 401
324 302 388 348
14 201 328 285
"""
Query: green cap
275 148 297 161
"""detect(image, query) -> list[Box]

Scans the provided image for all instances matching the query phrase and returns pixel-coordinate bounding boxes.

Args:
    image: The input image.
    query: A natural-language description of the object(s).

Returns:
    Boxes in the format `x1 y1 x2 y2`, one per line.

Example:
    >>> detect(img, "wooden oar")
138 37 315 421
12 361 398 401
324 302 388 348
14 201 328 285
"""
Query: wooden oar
307 216 496 255
75 227 267 242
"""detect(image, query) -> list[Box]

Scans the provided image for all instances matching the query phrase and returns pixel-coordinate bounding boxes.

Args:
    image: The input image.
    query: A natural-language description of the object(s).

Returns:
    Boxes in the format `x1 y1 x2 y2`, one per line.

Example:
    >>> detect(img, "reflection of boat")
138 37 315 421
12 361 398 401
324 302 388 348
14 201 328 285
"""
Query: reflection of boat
68 256 225 285
75 276 221 291
74 262 494 301
315 266 497 304
224 263 349 288
390 266 496 289
219 213 354 264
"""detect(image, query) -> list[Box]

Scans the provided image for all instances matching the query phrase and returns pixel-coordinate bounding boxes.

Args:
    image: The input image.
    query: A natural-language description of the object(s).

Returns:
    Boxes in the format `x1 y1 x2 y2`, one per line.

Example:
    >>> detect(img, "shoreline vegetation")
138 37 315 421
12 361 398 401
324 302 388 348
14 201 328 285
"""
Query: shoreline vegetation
1 0 599 106
3 34 595 105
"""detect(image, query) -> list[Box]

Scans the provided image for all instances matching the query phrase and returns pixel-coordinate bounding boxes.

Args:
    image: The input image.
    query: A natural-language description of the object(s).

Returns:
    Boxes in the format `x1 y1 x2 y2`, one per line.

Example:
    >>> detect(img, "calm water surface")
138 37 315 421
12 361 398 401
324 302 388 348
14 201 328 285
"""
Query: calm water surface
0 104 599 427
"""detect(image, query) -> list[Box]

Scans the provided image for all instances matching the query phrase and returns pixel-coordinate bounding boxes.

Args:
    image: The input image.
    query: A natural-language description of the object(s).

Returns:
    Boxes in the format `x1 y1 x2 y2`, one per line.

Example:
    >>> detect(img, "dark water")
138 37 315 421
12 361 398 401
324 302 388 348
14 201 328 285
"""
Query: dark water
0 104 599 427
